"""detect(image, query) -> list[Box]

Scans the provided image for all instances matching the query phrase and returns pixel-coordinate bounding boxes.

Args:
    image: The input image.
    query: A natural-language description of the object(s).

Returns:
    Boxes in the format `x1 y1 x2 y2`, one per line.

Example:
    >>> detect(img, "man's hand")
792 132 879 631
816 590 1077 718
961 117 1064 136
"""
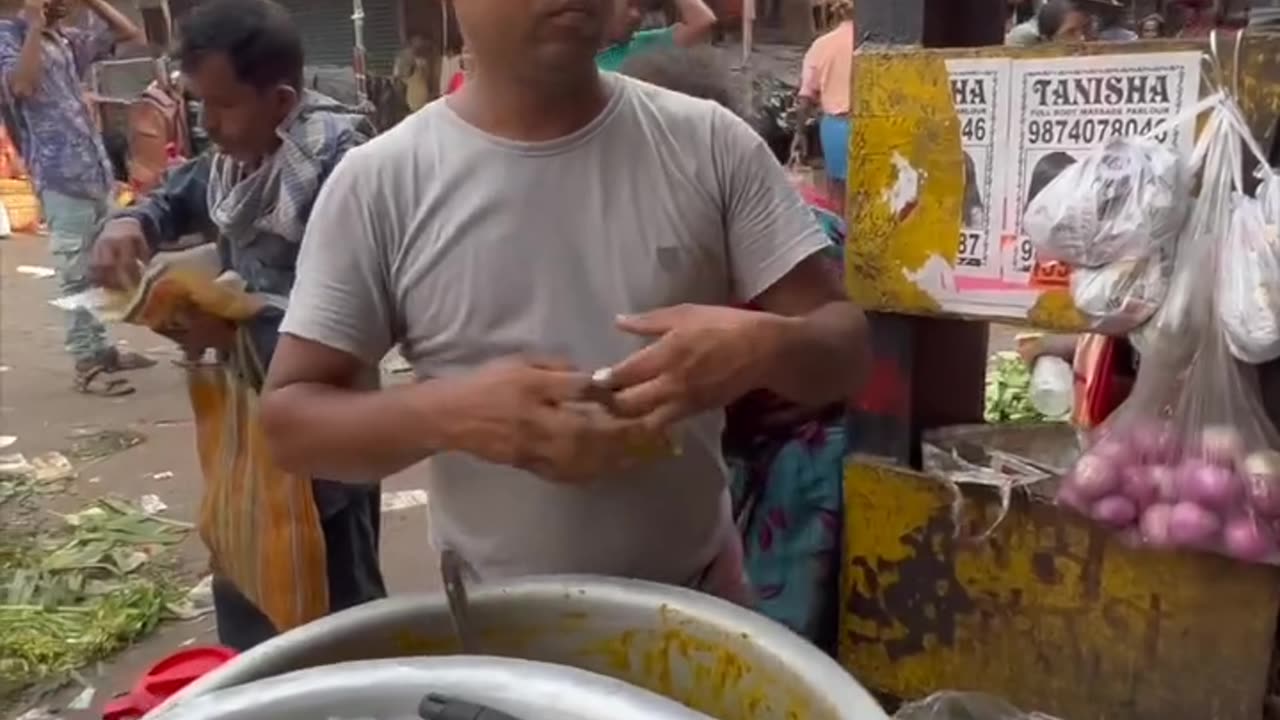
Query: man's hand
90 218 150 290
789 131 809 164
605 304 788 429
436 357 665 484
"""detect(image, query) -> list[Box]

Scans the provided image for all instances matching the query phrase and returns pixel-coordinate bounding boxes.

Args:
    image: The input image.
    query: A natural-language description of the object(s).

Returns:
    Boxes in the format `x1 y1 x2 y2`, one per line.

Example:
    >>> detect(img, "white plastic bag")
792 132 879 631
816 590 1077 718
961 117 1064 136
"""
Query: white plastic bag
1070 250 1171 334
1024 136 1189 268
1218 189 1280 362
1030 355 1074 420
894 692 1061 720
1129 107 1232 358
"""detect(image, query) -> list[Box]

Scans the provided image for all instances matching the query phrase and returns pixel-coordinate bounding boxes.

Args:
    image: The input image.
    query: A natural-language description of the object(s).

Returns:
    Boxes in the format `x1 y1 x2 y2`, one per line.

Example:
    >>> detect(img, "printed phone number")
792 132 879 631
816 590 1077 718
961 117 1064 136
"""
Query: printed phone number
1025 116 1169 146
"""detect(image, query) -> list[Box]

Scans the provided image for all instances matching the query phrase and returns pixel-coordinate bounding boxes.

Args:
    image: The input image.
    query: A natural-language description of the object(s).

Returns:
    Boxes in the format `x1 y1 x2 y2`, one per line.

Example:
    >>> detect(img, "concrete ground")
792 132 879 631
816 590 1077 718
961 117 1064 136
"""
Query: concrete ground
0 232 440 719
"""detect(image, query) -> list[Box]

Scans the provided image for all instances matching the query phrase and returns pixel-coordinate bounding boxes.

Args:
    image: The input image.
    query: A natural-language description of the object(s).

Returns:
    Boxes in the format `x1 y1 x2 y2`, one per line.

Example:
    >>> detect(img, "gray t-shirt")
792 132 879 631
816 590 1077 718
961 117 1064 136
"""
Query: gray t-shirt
280 73 831 584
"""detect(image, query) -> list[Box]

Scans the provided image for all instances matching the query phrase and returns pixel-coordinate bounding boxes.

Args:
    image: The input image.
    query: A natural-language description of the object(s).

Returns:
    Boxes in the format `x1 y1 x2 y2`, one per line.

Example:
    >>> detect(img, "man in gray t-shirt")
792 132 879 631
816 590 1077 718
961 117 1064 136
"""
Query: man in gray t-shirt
260 0 871 592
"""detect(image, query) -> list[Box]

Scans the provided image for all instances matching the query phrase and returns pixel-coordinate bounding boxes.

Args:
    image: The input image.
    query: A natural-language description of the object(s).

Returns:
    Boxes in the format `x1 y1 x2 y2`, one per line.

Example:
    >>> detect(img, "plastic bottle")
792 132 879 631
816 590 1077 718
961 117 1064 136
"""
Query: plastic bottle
1030 355 1074 420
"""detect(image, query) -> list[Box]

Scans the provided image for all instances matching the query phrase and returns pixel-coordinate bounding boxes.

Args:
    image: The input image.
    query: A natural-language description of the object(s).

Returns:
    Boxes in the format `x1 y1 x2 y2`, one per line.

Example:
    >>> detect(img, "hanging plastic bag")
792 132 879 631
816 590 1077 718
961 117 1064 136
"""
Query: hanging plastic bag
894 692 1061 720
1024 135 1189 268
1129 107 1230 358
1058 98 1280 565
1023 96 1216 334
123 245 330 631
1218 172 1280 363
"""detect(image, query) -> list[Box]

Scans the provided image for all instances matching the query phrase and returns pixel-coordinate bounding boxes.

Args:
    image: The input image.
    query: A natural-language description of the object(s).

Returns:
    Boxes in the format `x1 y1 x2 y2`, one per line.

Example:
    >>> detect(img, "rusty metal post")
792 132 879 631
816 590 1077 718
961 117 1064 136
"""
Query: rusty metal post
845 0 1003 468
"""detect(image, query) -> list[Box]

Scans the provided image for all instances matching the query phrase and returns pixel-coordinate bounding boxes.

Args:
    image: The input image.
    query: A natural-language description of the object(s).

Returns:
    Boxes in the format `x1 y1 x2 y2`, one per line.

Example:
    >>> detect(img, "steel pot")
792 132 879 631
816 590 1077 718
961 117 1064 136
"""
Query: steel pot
150 657 715 720
149 576 887 720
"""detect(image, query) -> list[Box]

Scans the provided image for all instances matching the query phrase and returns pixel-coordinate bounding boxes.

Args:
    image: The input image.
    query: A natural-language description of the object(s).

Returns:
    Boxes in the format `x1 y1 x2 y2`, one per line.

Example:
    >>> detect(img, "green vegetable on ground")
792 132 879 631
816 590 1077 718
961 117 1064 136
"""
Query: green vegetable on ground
0 497 191 699
984 351 1052 424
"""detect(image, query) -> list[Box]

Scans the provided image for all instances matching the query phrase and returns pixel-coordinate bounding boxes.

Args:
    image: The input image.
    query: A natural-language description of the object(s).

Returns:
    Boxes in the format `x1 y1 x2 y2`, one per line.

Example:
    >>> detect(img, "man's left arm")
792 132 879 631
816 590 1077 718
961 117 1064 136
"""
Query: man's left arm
606 109 869 425
67 0 143 75
715 110 869 405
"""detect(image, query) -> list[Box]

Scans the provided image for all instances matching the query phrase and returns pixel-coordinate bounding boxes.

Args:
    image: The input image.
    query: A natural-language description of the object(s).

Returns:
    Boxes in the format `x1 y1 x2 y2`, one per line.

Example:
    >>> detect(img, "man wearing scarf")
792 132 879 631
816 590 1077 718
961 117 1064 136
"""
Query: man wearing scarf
88 0 385 650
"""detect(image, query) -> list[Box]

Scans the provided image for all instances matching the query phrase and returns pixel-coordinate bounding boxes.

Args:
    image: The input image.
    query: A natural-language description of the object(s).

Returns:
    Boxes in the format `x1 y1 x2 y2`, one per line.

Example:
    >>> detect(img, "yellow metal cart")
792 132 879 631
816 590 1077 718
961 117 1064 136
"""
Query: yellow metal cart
839 36 1280 720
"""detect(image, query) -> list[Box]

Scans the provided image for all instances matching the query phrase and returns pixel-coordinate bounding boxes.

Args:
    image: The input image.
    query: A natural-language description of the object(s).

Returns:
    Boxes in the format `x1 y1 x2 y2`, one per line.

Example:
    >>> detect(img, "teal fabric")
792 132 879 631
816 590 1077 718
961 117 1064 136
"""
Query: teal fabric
727 422 845 650
595 27 676 72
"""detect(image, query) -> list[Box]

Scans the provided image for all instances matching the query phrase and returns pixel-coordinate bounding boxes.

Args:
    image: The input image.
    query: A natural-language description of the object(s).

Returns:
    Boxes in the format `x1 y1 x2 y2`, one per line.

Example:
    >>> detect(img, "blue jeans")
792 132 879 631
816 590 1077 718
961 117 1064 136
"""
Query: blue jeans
819 115 851 182
40 190 109 364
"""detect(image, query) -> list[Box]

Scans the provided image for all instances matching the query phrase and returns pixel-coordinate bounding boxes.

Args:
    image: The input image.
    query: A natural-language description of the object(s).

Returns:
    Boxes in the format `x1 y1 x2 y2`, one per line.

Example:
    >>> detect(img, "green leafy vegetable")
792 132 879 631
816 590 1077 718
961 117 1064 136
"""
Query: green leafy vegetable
0 498 190 699
984 352 1052 424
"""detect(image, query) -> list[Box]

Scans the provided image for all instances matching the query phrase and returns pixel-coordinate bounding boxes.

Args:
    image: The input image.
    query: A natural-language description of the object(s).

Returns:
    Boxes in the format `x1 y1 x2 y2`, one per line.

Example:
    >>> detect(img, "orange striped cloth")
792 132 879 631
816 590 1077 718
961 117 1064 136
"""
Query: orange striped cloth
125 250 330 632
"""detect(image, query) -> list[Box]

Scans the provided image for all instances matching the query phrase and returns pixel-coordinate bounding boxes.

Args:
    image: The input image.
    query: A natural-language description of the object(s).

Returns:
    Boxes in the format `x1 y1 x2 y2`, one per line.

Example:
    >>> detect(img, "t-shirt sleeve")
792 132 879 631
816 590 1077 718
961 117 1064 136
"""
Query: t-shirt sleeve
712 106 834 303
0 25 23 99
278 149 397 366
63 24 115 77
798 41 823 100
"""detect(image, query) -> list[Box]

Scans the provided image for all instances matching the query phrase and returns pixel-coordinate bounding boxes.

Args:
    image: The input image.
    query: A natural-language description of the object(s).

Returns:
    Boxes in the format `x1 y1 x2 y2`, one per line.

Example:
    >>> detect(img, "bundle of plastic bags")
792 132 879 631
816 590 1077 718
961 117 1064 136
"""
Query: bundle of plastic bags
1025 138 1189 268
1057 97 1280 564
1024 133 1191 334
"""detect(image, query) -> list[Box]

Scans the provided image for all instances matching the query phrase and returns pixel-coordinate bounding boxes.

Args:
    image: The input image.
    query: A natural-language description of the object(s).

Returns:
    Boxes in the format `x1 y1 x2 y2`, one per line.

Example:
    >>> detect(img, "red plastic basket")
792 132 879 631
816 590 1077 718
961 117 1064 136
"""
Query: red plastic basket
102 646 237 720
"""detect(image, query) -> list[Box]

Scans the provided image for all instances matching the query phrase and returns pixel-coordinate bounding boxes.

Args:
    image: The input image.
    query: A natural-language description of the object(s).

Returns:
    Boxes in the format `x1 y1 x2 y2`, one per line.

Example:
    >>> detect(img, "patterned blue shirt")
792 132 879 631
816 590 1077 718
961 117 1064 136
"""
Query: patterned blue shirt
0 18 115 200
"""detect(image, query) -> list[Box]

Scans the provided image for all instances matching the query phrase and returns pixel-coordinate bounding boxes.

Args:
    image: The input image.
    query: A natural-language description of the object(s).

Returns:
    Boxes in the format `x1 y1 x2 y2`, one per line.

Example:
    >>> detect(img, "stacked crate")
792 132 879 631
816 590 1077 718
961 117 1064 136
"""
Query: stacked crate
0 125 39 233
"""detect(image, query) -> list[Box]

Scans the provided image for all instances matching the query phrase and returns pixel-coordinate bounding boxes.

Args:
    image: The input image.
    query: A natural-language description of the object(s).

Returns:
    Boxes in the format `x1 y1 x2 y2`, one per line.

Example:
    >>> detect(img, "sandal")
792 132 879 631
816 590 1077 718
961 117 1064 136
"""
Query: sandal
74 365 136 397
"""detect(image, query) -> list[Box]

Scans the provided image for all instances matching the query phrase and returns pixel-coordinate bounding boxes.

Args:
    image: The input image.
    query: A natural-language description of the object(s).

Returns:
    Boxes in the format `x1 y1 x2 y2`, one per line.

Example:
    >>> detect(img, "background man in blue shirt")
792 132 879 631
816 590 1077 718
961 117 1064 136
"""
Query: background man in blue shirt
0 0 156 395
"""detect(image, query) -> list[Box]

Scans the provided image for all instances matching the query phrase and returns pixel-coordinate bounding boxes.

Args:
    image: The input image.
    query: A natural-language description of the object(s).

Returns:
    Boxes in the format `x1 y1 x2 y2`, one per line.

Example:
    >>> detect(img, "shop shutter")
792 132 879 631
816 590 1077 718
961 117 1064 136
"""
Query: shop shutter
273 0 402 74
361 0 404 76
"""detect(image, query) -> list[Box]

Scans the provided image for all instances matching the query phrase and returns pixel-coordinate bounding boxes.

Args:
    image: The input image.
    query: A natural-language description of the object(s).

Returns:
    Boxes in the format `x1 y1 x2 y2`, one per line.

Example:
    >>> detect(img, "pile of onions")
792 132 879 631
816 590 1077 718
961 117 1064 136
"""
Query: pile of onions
1058 422 1280 563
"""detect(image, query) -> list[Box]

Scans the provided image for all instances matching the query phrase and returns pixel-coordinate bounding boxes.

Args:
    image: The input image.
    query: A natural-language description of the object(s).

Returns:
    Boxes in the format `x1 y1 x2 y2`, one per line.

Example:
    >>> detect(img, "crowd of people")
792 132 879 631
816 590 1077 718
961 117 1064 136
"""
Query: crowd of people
1006 0 1231 45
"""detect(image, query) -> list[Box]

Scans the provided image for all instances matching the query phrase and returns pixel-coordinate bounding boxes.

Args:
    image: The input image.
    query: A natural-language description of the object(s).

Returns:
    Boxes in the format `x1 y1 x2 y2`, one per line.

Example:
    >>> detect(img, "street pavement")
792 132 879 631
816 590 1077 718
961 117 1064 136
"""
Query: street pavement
0 232 440 719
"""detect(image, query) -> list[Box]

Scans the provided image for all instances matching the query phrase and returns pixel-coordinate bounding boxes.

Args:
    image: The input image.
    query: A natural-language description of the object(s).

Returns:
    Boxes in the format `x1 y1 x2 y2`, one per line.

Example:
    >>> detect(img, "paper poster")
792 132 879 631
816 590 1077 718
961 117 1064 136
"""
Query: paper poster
1003 51 1202 288
946 57 1013 281
905 51 1203 319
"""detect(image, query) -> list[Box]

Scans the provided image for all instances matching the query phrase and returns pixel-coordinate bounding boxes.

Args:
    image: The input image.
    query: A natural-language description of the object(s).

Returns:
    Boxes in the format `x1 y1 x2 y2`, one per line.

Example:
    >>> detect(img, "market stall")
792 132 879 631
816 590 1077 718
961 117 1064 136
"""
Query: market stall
840 34 1280 720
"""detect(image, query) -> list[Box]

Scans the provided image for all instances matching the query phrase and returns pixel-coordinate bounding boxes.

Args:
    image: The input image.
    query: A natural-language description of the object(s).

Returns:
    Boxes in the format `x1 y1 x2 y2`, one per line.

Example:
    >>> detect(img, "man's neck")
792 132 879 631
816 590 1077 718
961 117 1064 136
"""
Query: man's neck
448 69 610 143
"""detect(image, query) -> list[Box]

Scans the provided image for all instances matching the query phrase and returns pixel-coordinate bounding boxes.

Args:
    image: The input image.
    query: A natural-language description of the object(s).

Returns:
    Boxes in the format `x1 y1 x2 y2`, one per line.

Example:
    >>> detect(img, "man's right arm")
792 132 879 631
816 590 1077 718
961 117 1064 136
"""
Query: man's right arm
6 4 47 99
113 154 214 251
669 0 716 47
258 150 452 480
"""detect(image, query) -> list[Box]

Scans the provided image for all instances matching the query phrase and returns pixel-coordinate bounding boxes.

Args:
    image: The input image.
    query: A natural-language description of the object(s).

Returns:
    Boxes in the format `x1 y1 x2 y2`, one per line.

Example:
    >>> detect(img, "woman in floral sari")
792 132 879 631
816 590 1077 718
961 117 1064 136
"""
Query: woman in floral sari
622 47 847 651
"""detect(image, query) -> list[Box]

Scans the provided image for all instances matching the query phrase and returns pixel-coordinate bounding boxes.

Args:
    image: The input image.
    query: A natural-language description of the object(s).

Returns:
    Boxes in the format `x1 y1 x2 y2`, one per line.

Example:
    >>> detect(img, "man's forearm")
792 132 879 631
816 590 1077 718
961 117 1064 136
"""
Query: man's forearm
671 0 716 45
260 380 449 483
83 0 143 43
760 301 870 405
10 24 45 98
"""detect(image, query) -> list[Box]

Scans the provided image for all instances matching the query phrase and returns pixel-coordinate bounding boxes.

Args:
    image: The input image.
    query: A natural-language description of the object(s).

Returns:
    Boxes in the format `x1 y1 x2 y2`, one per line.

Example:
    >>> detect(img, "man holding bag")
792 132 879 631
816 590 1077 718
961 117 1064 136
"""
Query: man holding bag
88 0 385 650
